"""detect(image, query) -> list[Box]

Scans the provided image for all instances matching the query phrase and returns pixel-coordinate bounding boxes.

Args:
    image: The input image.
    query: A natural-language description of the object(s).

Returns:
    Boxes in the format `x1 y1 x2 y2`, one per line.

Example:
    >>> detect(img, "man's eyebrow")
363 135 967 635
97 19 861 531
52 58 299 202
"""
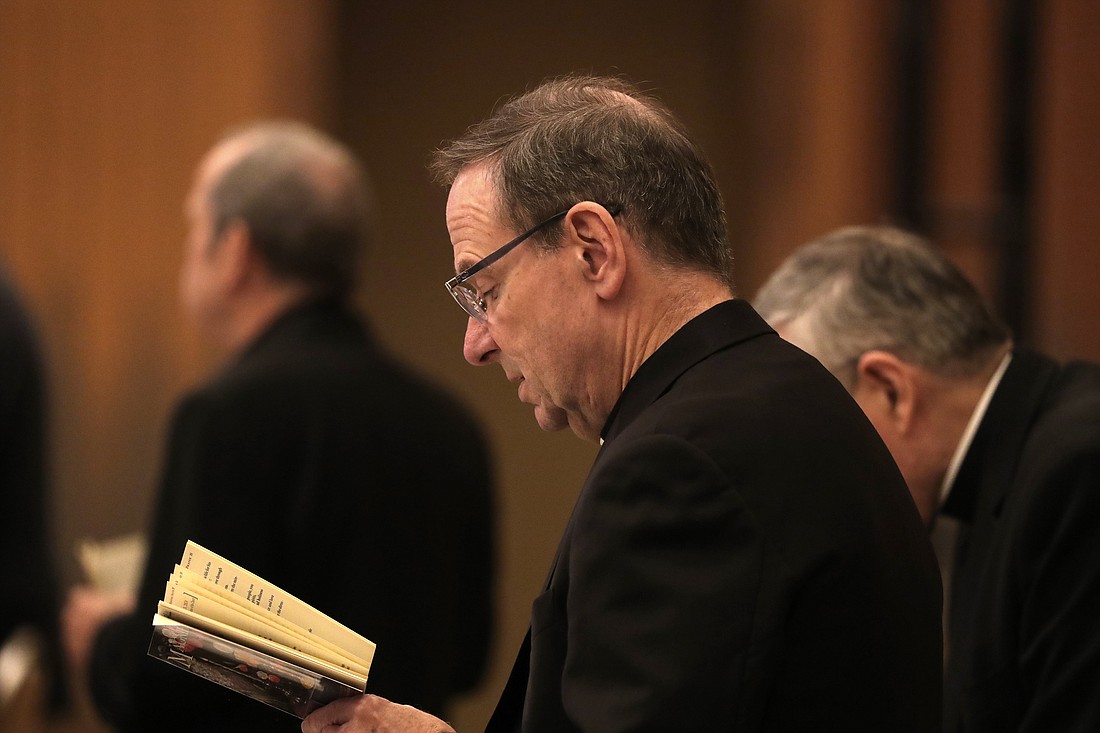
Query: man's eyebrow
453 254 479 274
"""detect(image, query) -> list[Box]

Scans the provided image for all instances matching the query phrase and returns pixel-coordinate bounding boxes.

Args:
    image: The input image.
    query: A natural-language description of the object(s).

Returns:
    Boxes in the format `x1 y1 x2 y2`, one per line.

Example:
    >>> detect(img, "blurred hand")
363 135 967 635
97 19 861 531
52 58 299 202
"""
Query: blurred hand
301 694 456 733
61 585 135 674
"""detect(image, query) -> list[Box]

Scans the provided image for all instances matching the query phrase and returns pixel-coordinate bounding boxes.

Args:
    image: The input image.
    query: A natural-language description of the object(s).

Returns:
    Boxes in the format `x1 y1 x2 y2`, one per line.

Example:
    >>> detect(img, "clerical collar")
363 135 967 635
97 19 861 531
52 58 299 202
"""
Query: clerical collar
938 352 1012 506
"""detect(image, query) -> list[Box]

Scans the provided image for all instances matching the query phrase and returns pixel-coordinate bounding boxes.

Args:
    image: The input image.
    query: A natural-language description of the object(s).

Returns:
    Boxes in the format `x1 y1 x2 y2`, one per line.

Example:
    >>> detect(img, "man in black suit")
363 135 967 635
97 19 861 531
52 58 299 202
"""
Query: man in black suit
61 122 495 732
754 224 1100 732
304 75 942 733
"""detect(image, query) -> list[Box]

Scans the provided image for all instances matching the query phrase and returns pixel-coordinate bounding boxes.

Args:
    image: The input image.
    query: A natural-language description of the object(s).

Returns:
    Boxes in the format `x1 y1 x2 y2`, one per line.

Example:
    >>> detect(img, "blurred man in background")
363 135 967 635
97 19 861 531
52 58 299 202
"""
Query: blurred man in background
62 121 496 733
754 224 1100 732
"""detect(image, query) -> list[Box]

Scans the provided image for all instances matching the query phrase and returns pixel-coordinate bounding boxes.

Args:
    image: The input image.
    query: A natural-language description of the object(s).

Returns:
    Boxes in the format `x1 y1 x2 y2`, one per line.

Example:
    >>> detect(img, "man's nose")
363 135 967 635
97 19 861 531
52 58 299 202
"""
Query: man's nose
463 317 498 365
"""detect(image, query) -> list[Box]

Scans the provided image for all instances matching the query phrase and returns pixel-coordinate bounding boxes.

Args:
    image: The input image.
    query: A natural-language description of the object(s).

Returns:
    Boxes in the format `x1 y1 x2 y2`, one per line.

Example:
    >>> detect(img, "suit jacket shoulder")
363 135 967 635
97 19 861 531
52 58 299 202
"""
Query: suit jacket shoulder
90 297 495 731
507 300 941 733
943 350 1100 733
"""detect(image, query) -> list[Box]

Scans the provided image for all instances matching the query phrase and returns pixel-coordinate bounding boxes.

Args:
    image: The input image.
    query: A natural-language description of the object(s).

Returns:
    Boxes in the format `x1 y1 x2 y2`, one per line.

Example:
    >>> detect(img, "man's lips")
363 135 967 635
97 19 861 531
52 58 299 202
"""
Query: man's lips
509 374 534 405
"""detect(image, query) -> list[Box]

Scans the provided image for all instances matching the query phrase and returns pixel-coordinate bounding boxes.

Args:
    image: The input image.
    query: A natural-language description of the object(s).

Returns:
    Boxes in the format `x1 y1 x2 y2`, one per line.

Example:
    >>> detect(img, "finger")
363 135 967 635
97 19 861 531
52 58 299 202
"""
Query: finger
300 713 331 733
301 695 360 733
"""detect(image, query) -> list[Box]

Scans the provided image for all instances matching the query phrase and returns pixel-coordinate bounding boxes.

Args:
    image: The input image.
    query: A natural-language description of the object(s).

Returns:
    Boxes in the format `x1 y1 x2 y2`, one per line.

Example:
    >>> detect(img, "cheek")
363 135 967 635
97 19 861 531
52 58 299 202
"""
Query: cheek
528 339 582 404
179 249 216 324
495 268 577 378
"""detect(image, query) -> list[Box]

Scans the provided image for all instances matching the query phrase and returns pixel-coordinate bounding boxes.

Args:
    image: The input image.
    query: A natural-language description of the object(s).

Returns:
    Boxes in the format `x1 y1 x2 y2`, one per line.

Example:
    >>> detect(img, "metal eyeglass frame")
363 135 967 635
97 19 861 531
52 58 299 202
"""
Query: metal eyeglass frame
444 204 620 323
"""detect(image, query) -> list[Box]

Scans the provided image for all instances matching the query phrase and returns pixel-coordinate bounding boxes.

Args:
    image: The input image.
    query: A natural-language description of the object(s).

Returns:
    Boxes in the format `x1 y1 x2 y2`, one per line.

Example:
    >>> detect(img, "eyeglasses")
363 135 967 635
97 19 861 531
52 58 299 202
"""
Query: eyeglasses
444 204 620 323
443 208 569 323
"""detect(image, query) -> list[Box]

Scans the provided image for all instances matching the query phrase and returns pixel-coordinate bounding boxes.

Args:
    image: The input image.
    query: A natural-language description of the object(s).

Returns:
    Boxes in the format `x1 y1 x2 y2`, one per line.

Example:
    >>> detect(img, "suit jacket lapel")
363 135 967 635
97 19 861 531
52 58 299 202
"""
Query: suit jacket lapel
942 350 1058 523
483 629 531 733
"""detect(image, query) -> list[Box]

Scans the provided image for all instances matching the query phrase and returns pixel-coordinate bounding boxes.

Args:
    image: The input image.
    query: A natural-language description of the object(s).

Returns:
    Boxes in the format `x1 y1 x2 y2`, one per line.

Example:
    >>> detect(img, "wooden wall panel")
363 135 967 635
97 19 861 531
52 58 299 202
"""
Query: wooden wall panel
713 0 900 293
924 0 1003 301
1033 1 1100 362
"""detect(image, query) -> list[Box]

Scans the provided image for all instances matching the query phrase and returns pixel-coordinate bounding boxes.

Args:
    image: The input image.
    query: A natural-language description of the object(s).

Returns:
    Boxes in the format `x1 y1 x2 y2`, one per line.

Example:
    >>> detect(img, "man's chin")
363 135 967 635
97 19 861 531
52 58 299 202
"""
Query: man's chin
533 404 600 442
533 404 571 433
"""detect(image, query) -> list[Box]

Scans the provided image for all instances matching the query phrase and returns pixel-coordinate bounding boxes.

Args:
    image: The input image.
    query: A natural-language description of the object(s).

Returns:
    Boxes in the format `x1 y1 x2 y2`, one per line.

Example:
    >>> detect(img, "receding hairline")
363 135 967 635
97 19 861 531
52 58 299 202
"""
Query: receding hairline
203 121 367 219
756 223 1012 380
429 74 670 186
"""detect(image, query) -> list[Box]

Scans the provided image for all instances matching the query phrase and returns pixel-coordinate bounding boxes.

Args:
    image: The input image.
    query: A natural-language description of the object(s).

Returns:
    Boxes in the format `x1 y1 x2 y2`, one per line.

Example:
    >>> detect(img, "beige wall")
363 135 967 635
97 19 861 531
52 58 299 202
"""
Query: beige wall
2 1 1097 731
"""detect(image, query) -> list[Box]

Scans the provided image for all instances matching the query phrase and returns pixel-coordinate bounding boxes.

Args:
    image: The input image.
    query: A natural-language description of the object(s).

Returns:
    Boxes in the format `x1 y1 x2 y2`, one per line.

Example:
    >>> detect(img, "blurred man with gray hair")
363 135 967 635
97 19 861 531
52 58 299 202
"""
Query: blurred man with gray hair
62 121 495 733
755 224 1100 733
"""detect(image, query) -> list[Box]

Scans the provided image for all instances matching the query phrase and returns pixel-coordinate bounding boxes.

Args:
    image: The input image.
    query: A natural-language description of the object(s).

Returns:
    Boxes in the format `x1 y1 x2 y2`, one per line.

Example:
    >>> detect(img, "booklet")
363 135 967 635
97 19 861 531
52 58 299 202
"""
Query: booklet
147 540 375 718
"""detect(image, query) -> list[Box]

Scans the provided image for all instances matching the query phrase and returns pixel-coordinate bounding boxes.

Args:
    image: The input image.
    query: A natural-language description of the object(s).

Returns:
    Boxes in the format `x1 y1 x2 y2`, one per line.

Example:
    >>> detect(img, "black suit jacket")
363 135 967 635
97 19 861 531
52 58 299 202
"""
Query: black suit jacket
941 350 1100 732
89 297 495 732
488 300 942 733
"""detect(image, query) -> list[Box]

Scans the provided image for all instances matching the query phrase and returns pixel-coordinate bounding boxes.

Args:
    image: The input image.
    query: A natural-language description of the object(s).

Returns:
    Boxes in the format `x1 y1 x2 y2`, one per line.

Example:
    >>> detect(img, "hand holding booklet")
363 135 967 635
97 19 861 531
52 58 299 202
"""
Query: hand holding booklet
147 540 375 719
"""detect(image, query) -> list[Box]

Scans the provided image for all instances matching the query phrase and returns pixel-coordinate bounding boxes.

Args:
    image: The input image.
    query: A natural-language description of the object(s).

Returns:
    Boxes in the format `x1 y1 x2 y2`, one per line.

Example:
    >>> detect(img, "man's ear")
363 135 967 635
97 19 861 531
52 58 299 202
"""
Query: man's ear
563 203 625 301
213 220 256 292
853 350 919 433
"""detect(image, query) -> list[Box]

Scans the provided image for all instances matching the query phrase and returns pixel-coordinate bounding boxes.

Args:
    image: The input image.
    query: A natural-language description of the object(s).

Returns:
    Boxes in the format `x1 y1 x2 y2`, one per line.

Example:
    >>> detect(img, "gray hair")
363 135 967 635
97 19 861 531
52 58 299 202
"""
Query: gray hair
753 225 1011 387
429 74 733 287
209 121 372 297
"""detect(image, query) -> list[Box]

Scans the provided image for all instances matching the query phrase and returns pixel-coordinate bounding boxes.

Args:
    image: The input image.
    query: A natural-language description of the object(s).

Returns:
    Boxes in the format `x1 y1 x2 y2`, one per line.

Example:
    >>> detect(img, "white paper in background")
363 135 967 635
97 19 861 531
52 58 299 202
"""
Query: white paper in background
78 532 148 595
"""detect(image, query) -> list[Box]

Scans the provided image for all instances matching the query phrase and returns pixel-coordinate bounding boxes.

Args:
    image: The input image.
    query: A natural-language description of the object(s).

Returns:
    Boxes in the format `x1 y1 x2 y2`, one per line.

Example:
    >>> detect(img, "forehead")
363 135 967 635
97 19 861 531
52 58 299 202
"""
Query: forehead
187 137 251 216
447 165 517 275
446 164 506 240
